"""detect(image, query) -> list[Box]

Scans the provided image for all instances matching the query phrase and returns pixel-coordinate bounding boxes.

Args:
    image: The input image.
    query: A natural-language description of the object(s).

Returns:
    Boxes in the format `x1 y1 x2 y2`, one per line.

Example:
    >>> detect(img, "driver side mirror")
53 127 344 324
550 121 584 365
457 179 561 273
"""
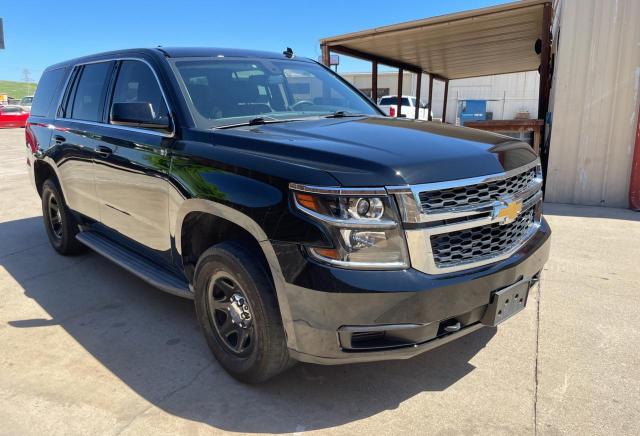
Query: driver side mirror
110 102 171 131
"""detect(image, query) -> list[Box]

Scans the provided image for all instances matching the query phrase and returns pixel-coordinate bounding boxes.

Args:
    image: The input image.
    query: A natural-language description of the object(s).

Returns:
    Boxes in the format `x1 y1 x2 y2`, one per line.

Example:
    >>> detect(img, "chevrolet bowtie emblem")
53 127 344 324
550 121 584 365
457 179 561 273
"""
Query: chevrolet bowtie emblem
494 199 523 225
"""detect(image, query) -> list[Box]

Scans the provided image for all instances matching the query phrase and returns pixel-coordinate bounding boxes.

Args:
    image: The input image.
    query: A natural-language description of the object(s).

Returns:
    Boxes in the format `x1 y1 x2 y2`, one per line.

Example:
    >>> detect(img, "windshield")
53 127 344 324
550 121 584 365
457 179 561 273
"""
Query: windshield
379 96 411 107
172 58 379 128
20 97 33 104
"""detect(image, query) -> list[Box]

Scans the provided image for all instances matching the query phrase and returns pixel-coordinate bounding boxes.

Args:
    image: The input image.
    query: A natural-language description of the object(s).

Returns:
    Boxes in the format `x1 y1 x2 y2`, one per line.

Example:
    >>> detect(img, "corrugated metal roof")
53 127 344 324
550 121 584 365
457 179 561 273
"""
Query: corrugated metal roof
320 0 549 79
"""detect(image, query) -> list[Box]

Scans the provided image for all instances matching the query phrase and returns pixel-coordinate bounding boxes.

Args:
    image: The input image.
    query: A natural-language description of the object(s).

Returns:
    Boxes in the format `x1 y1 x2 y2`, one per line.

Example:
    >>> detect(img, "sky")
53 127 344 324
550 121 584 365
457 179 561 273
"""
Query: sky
1 0 508 83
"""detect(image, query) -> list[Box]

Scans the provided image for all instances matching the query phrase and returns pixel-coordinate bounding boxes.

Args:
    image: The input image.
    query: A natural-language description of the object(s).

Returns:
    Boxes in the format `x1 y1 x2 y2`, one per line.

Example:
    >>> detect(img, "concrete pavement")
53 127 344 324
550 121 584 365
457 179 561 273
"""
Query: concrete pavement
0 128 638 435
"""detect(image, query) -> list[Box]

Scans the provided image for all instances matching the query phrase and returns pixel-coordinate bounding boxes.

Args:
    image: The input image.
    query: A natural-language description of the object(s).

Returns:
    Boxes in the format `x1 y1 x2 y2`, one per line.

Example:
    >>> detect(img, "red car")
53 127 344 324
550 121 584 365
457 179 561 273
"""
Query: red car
0 105 30 128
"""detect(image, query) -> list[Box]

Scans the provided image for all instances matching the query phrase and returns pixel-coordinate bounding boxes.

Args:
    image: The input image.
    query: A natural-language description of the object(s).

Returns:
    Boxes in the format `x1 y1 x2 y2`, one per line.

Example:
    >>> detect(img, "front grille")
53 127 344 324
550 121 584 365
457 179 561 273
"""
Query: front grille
419 166 538 211
430 207 536 267
400 161 544 274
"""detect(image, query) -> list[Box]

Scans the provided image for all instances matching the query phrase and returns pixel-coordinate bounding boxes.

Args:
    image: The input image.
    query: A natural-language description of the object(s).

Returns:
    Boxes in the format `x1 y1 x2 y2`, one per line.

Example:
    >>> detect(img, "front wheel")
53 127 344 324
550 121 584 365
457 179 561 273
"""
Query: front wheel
194 242 294 383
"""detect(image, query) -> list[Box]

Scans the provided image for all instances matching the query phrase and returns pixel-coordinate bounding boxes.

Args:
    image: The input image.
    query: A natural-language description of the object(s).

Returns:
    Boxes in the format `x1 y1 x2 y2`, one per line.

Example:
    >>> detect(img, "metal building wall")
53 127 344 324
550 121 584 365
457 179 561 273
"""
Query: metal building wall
340 71 414 99
442 72 539 122
545 0 640 207
341 71 540 121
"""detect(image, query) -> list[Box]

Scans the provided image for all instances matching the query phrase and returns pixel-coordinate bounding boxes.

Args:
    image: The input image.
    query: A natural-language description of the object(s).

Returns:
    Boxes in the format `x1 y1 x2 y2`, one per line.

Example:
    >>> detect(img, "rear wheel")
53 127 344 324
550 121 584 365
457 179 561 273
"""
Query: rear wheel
41 179 86 255
194 242 293 383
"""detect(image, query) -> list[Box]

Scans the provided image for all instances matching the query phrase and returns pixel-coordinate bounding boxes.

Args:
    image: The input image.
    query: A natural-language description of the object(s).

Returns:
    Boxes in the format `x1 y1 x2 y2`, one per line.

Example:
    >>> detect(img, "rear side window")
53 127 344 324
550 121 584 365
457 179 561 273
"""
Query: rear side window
1 106 23 113
69 62 112 122
30 68 66 117
110 60 169 125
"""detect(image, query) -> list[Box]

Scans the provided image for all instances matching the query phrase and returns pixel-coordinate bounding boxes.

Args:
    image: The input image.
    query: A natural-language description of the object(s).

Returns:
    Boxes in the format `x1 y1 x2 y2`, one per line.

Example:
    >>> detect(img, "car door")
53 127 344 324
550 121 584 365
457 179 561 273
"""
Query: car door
0 106 14 126
400 97 412 118
92 59 174 264
0 106 26 127
53 61 115 221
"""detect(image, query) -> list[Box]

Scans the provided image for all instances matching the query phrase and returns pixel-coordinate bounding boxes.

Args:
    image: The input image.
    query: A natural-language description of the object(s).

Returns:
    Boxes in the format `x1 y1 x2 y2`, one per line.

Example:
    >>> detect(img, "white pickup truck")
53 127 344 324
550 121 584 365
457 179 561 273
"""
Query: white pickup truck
378 95 432 120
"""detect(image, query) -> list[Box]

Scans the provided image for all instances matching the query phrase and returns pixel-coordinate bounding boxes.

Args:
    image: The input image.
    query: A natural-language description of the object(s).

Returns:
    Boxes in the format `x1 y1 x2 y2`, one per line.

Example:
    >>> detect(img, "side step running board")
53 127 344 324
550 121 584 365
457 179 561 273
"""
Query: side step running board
76 231 193 299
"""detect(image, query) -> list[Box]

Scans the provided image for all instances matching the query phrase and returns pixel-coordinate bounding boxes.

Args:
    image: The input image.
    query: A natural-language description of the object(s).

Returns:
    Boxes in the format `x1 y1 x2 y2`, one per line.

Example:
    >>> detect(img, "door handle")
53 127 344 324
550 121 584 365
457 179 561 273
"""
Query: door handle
95 145 113 157
53 135 66 144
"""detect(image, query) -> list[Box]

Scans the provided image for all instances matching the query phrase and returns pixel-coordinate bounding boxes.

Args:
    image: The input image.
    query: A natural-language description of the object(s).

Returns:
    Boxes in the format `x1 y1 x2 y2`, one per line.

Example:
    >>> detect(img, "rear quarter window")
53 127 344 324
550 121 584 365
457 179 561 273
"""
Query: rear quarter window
30 67 67 117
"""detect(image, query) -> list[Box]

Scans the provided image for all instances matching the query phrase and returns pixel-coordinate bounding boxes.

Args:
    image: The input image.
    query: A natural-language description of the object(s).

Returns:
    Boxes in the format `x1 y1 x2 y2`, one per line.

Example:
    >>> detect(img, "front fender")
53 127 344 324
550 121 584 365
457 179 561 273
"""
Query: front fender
173 198 298 350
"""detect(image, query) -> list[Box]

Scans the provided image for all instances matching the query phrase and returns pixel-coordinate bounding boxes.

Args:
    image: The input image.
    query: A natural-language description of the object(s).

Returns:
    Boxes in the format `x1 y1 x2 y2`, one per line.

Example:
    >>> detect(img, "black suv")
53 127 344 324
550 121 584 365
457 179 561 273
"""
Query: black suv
26 48 550 382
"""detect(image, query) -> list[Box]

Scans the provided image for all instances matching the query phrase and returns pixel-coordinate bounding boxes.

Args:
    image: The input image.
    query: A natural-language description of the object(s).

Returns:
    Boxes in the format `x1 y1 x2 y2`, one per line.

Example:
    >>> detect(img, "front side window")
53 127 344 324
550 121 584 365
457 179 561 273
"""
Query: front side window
173 58 379 128
110 60 169 126
69 62 112 122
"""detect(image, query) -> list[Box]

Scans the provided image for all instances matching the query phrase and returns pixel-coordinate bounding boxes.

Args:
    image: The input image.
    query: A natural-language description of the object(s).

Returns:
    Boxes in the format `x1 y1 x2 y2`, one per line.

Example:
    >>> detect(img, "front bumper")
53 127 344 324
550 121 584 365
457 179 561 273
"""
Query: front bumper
275 218 551 365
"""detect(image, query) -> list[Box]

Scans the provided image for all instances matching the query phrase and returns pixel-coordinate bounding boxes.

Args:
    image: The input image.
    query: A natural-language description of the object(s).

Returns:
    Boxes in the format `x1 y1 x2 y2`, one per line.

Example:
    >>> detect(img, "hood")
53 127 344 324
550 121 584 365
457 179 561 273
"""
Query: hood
210 116 538 187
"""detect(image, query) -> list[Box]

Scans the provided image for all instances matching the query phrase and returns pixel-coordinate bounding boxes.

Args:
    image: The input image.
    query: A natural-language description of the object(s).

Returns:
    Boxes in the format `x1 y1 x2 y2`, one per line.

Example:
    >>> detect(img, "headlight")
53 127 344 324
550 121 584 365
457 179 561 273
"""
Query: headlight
290 184 409 269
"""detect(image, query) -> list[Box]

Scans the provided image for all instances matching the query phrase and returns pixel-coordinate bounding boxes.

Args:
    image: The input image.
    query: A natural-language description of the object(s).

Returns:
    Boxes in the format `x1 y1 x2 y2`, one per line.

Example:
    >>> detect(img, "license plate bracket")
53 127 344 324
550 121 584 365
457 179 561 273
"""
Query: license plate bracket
481 279 531 326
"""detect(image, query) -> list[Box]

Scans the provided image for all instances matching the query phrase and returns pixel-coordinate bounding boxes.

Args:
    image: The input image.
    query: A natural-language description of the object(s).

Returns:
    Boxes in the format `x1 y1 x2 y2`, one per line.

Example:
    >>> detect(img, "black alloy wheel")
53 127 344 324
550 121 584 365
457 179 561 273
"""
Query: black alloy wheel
47 193 64 241
193 242 294 383
41 178 86 255
206 271 255 356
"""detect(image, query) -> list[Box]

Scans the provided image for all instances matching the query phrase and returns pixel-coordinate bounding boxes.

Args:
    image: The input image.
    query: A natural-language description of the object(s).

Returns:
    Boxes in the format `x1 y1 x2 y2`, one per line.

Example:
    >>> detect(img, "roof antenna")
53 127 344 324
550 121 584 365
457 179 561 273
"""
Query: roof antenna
283 47 294 58
156 45 170 57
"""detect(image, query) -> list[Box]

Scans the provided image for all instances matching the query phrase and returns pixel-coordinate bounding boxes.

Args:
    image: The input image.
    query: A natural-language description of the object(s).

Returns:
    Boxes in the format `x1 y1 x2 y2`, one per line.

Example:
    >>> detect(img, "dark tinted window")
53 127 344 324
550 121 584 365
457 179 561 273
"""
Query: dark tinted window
174 58 377 128
379 97 411 106
111 60 168 124
70 62 112 122
59 67 80 118
30 68 66 117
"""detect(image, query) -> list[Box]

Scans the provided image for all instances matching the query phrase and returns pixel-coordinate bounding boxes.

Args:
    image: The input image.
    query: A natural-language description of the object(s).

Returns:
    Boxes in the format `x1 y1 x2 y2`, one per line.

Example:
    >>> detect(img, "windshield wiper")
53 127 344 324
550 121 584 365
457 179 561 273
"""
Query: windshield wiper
214 116 306 129
324 111 368 118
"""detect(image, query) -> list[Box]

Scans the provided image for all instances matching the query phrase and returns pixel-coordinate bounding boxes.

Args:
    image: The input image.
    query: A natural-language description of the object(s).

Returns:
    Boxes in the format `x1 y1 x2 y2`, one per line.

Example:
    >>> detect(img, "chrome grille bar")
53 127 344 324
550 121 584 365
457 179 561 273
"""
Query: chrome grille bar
419 166 538 212
431 207 536 267
390 159 543 275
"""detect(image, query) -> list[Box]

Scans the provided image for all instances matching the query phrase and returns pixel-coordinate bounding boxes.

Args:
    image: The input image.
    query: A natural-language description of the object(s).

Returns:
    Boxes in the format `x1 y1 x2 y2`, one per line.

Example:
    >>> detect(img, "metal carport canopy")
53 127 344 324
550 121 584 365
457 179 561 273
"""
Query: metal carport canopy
319 0 549 80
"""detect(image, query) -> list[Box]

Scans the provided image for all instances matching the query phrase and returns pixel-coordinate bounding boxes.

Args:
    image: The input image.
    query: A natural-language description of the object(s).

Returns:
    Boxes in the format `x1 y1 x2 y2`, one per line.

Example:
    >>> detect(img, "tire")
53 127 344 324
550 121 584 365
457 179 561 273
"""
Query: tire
194 241 294 383
41 178 86 255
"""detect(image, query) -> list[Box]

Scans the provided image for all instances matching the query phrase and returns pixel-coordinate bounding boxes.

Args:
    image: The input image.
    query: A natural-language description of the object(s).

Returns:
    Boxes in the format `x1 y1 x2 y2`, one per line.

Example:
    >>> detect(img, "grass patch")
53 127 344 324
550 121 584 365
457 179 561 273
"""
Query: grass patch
0 80 38 100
